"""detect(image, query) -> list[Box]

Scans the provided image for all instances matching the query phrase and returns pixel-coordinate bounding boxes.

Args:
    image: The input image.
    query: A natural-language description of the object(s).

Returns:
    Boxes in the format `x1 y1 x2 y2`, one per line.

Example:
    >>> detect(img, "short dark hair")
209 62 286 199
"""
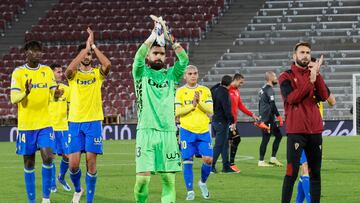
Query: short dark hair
24 41 42 51
77 44 87 53
151 41 166 49
221 75 232 86
50 63 61 70
233 73 244 81
311 57 317 62
294 42 311 51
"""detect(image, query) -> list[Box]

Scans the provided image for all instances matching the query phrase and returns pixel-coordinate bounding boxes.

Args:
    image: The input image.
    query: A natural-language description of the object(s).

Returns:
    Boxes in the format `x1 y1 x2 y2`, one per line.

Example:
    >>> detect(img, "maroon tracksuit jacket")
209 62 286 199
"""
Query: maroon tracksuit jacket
279 64 330 134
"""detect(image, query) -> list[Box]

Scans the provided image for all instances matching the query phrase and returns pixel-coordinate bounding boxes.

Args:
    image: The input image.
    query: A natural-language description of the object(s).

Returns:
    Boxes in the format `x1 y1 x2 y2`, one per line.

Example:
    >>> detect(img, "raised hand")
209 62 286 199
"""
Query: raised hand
315 55 324 74
309 66 317 83
25 79 32 95
87 27 94 44
193 91 199 107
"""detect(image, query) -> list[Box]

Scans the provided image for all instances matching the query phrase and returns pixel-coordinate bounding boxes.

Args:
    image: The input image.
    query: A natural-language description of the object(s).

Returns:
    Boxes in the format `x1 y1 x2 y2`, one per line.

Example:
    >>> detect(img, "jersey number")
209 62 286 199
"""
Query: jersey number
21 133 26 143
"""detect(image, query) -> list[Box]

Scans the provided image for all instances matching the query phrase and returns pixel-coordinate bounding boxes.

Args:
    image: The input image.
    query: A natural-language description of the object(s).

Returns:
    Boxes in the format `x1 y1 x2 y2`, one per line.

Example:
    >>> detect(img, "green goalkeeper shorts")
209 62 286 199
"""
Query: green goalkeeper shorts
135 129 182 173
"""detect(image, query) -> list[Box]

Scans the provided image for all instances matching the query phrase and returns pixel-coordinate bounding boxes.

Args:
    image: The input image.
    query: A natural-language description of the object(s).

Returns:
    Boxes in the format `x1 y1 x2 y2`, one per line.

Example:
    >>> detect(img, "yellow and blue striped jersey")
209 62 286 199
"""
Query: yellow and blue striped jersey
175 84 213 134
49 83 70 131
11 64 57 130
68 66 105 122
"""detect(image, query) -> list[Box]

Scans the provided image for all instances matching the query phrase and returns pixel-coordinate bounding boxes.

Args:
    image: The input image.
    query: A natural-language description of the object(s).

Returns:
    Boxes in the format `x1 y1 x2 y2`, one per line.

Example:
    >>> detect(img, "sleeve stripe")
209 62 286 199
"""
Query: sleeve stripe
11 88 21 91
205 100 213 103
175 102 182 106
50 86 57 89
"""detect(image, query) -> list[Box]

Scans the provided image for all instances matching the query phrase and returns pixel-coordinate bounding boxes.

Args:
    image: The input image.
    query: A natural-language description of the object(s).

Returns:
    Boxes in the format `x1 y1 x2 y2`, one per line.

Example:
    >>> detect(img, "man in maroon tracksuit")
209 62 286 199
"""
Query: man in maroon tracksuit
279 42 331 203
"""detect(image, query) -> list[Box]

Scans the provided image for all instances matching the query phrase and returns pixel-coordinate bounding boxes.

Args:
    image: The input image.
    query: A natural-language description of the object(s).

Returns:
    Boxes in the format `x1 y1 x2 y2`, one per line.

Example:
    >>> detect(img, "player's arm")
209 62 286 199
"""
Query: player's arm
65 42 91 80
279 72 313 105
313 74 330 102
327 93 336 106
221 90 235 124
87 28 111 77
171 44 189 82
10 69 30 104
133 31 157 80
268 89 283 127
175 89 195 117
237 94 254 117
197 88 213 115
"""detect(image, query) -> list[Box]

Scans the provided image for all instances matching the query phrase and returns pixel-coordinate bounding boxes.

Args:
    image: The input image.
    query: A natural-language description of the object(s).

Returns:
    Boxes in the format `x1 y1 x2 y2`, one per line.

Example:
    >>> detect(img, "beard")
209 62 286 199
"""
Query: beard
81 61 91 66
149 60 165 70
296 58 309 67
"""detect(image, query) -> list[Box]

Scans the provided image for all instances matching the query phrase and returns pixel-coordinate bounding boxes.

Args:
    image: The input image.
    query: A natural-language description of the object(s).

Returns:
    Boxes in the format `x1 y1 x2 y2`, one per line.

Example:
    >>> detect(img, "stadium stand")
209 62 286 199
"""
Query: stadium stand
0 0 228 123
202 0 359 121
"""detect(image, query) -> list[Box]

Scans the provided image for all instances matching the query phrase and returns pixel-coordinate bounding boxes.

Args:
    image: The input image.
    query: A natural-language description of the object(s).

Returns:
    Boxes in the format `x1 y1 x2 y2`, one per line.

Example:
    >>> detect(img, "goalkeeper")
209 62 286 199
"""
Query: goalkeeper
133 16 189 203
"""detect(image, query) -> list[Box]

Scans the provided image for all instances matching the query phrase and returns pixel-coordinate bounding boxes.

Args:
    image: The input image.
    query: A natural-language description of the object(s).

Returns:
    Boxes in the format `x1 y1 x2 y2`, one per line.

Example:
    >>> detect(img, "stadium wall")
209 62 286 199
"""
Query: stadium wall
0 120 354 142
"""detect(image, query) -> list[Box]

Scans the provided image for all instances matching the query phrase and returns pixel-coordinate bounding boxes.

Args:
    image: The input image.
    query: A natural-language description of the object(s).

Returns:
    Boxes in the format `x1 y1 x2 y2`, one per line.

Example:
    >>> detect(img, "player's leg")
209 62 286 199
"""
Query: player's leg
229 126 241 172
37 127 56 202
134 129 155 203
210 121 220 172
50 131 62 192
305 134 322 203
281 133 305 203
158 130 181 203
58 131 71 191
67 122 85 202
198 134 213 199
17 130 37 203
84 121 103 203
270 124 283 166
296 150 310 203
258 127 272 167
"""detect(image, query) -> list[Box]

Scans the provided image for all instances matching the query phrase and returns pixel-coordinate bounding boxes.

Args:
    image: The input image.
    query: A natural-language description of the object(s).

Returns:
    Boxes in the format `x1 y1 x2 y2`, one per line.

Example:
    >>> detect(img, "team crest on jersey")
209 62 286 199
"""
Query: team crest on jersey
294 143 299 150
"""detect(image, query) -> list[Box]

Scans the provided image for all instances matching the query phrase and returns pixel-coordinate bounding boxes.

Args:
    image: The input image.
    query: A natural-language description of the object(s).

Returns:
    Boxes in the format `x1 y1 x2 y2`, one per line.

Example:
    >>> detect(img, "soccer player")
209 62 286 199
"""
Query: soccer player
48 64 71 192
175 65 213 200
280 42 332 203
133 18 189 203
210 75 236 173
228 73 258 172
65 28 111 203
10 41 63 203
295 57 336 203
257 71 284 167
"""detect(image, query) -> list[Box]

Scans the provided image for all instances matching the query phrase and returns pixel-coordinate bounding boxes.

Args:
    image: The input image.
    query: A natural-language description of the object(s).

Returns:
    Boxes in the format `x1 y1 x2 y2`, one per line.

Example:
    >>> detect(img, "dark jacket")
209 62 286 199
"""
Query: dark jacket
211 83 234 124
258 84 280 123
279 64 330 134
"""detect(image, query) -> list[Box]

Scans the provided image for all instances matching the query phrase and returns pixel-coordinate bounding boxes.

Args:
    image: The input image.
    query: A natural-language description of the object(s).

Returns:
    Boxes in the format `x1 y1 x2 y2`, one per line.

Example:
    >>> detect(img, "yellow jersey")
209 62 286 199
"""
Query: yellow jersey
175 84 213 134
68 66 105 122
49 83 70 131
10 64 57 130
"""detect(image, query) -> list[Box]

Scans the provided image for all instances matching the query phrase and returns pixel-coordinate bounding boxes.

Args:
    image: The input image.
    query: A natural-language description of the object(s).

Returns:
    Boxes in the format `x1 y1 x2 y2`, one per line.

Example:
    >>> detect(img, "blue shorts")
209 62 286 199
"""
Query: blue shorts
67 121 103 154
300 150 307 165
179 128 213 160
16 127 55 155
54 131 69 155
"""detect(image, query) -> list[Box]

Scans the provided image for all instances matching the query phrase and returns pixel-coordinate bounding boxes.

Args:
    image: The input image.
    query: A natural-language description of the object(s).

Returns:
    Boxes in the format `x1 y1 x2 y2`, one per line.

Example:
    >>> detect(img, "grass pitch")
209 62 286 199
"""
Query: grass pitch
0 136 359 203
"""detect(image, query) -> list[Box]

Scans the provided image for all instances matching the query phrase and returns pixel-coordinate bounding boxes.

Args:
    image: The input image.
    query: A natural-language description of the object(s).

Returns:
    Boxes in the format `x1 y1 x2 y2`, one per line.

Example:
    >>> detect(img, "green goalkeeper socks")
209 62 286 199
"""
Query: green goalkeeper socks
134 175 151 203
160 173 176 203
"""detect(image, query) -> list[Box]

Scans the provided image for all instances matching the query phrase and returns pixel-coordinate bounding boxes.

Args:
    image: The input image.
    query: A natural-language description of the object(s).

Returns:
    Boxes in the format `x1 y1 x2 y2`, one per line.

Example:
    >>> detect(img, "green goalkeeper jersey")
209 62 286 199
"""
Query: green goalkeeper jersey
132 44 189 131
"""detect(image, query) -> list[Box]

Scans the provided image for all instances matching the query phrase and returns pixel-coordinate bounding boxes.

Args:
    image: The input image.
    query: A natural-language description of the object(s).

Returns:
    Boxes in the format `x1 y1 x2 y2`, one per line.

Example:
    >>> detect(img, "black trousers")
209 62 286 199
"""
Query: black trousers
212 121 230 169
228 126 241 165
259 121 282 160
282 133 323 203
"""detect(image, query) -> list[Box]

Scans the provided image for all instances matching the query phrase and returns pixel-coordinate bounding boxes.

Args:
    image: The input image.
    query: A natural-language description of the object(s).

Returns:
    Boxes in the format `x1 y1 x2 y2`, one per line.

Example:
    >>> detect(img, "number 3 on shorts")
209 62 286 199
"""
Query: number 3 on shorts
136 147 141 157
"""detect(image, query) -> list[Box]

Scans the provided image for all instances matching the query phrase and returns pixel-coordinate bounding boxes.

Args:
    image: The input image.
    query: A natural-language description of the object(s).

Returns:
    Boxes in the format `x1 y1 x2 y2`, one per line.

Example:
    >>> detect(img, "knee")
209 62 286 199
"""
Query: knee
233 136 241 145
24 158 35 169
42 155 53 165
86 160 97 174
309 167 321 180
285 163 299 180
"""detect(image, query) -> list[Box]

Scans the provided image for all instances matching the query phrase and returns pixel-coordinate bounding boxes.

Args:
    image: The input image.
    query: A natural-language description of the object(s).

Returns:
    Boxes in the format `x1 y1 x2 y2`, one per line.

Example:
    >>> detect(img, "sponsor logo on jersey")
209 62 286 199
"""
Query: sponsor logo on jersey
77 78 96 85
32 83 48 88
148 78 169 88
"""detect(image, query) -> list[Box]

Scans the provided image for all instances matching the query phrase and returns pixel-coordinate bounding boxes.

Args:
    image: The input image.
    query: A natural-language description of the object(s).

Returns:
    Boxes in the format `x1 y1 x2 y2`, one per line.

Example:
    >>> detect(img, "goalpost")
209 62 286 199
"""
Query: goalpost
352 73 360 136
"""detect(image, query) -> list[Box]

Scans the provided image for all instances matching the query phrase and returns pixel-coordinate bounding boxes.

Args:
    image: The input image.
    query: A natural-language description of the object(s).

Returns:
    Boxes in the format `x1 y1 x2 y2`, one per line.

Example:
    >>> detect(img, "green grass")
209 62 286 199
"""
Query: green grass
0 136 359 203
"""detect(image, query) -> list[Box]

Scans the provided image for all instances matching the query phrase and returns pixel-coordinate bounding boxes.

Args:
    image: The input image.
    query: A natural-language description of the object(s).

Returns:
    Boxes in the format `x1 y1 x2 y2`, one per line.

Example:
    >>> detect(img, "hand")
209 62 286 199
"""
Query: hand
277 115 283 127
25 79 32 95
157 17 173 44
54 85 64 99
252 114 260 122
314 55 324 74
87 27 94 45
230 123 236 131
192 91 199 107
309 67 317 83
